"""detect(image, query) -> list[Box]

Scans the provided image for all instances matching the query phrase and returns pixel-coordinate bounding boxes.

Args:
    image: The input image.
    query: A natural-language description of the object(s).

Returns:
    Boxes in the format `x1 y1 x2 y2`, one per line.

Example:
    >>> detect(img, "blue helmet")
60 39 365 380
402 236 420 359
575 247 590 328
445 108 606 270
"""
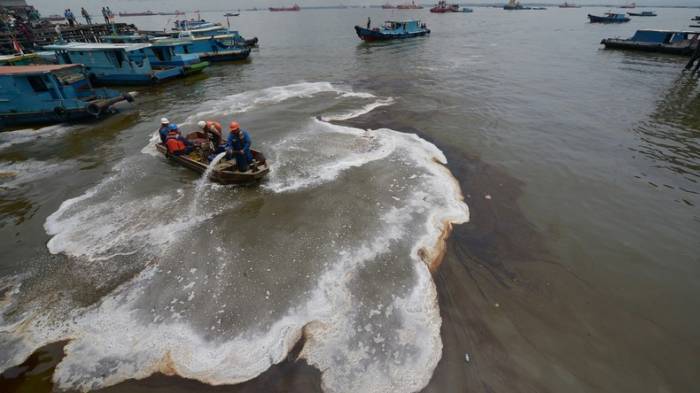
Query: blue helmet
168 123 178 130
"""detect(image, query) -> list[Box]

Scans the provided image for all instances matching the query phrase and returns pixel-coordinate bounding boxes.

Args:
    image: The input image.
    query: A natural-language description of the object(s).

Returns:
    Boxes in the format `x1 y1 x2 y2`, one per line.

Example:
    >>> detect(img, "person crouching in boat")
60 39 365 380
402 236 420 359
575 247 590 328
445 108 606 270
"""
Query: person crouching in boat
165 124 194 156
158 117 171 144
225 121 253 172
198 120 225 156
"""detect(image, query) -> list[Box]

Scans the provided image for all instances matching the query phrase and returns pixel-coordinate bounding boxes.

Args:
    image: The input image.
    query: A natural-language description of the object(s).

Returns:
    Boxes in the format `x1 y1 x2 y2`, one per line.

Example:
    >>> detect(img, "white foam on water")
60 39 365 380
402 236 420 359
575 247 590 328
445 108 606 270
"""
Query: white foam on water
263 120 396 193
44 159 205 261
190 152 227 217
0 124 77 150
1 84 469 393
0 160 74 189
182 82 374 126
320 98 395 122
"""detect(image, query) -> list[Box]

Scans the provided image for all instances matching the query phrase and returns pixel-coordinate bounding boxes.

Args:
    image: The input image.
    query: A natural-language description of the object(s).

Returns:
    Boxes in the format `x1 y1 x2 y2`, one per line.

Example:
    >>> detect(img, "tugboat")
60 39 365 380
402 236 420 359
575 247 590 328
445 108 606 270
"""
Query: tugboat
0 64 134 127
156 131 270 185
627 11 657 17
588 13 630 23
355 20 430 41
430 1 460 13
601 30 700 55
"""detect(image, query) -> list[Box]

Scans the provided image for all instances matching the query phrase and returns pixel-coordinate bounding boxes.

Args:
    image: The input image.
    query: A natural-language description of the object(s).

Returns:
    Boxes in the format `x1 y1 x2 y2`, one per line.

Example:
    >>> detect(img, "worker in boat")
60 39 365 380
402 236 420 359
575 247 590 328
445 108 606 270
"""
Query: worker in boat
158 117 171 144
198 120 224 149
165 124 193 156
367 17 371 29
225 121 253 172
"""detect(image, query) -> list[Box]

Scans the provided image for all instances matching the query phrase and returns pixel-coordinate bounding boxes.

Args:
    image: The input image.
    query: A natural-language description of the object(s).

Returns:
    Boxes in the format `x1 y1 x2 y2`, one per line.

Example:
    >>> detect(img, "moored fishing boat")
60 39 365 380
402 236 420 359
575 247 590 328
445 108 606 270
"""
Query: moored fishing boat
160 31 252 62
431 1 460 13
354 19 430 41
627 11 656 17
156 131 269 184
601 30 700 55
0 64 134 128
45 42 197 85
144 41 210 73
588 13 630 23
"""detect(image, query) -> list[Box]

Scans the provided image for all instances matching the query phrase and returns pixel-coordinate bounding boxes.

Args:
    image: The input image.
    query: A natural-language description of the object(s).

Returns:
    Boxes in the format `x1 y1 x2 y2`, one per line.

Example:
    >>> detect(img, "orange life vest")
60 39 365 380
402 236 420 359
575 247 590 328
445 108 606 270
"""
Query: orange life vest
165 131 186 154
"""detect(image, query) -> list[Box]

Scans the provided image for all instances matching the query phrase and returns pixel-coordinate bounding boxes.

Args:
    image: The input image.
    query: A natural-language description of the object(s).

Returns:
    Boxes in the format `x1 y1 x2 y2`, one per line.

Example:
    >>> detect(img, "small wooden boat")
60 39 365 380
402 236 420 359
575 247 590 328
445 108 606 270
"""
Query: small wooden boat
588 13 630 23
355 20 430 41
156 132 270 184
628 11 656 17
224 12 240 17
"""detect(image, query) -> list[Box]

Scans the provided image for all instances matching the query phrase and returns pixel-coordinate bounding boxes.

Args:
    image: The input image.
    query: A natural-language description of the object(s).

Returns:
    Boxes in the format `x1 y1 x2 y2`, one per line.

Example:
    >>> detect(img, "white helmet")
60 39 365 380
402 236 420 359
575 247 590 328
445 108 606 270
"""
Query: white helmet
198 120 206 128
160 117 169 124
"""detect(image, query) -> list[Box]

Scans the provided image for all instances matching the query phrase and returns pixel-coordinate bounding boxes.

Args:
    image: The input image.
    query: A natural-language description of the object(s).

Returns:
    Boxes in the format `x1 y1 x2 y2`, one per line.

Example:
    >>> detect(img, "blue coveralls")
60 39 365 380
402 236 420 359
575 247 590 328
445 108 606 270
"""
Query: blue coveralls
225 130 253 172
158 125 170 144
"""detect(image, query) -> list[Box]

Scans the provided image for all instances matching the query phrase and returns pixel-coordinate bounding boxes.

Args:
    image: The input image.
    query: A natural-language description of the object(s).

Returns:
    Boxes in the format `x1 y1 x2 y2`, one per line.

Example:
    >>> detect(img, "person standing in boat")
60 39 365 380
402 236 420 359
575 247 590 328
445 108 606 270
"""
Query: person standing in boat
101 7 109 24
165 124 193 156
367 17 371 29
225 121 253 172
64 9 77 27
81 7 92 25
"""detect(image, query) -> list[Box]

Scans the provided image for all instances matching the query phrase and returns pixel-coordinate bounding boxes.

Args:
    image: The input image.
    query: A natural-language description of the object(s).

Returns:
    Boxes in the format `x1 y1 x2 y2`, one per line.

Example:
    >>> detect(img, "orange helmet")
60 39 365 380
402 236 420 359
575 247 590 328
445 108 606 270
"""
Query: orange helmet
229 121 240 132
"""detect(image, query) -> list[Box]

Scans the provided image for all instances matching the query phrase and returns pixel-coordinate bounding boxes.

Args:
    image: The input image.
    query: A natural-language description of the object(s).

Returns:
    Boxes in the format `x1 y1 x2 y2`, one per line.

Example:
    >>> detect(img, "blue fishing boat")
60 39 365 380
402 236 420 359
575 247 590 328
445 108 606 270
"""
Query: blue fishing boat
169 24 258 47
0 64 133 128
141 41 210 73
157 30 252 62
354 20 430 42
462 7 474 13
601 30 700 55
45 43 201 85
588 13 630 23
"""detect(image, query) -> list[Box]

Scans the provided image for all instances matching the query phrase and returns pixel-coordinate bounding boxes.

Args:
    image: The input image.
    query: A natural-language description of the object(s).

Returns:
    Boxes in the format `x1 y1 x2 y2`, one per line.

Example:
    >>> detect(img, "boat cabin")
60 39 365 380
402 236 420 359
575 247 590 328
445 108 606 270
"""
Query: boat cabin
382 20 425 33
629 30 700 44
147 41 210 70
44 42 188 85
0 64 129 126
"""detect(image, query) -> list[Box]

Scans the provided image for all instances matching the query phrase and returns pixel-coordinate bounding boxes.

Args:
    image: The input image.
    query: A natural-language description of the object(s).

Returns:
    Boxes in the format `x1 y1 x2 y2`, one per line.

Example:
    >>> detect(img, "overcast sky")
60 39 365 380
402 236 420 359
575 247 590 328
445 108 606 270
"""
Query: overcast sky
28 0 700 14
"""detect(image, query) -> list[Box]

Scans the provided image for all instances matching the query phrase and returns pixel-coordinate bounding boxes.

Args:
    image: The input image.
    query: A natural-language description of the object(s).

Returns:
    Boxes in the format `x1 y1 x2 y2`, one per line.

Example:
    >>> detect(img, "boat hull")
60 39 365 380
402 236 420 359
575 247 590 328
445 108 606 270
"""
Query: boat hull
0 95 131 128
588 14 630 23
199 48 251 62
601 39 696 55
354 26 430 41
156 143 270 184
627 12 656 17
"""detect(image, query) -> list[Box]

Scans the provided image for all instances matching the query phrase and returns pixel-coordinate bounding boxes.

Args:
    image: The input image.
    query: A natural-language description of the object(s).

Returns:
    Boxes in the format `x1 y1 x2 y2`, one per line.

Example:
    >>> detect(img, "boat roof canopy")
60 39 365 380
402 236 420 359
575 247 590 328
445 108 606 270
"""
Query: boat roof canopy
636 29 700 34
0 53 39 62
0 64 81 76
385 19 421 23
44 42 152 52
